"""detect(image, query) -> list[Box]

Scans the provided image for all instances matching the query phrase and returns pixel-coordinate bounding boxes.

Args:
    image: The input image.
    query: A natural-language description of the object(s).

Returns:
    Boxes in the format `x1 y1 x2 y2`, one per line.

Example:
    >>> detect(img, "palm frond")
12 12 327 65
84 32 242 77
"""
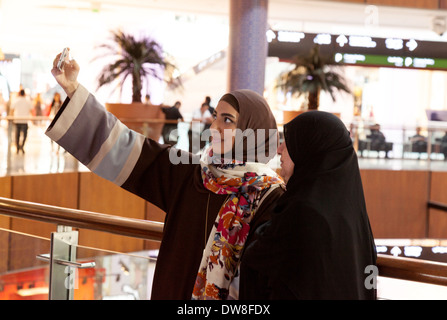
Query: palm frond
95 29 179 102
278 45 351 109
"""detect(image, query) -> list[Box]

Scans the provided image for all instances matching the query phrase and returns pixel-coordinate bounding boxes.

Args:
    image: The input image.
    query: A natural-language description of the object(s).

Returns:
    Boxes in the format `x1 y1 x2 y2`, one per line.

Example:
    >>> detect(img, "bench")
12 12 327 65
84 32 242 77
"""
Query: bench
358 139 393 158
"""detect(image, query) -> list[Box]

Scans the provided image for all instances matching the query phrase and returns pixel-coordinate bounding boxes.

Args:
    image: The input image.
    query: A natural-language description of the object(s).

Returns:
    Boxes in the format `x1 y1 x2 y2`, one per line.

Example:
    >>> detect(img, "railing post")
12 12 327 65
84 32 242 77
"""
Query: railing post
48 225 78 300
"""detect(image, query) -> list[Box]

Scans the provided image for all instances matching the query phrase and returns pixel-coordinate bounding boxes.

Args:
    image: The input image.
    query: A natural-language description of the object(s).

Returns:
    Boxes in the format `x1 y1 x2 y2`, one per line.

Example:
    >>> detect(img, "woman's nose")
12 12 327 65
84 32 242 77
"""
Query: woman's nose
277 142 283 154
210 120 220 132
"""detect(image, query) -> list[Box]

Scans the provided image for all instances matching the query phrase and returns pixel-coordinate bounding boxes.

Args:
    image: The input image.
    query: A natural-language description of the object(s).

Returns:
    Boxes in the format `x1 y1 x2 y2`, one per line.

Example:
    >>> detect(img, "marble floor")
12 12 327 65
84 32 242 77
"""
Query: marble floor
0 121 85 177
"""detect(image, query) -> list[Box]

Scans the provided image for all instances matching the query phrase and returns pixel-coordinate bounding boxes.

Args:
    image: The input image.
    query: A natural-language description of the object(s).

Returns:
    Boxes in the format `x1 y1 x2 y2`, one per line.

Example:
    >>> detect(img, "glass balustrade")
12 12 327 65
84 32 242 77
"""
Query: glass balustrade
3 223 447 300
0 219 159 300
0 226 51 300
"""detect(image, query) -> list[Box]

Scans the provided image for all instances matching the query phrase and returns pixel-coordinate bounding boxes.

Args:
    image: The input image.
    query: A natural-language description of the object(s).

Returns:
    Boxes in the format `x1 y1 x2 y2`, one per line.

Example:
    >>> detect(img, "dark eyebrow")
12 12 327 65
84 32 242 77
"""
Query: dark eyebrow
219 113 237 119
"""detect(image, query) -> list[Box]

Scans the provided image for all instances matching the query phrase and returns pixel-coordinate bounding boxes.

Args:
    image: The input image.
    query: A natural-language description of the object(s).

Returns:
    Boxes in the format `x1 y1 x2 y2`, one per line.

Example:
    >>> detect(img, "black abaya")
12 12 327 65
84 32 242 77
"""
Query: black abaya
240 111 377 300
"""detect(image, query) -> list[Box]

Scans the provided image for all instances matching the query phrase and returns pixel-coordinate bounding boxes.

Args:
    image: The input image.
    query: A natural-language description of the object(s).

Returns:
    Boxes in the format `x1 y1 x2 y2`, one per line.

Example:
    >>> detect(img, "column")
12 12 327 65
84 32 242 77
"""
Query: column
227 0 269 95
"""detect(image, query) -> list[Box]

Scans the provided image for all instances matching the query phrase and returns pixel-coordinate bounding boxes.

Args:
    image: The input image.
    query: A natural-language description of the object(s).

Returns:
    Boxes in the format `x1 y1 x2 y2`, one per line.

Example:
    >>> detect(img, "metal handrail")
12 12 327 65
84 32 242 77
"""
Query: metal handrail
377 254 447 287
427 200 447 212
0 197 163 241
1 196 447 287
0 115 179 124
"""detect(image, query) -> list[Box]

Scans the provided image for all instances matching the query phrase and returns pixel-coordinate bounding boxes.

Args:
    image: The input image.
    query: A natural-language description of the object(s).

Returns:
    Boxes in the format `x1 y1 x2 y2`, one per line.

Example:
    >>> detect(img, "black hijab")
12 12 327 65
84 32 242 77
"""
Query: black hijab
240 111 377 300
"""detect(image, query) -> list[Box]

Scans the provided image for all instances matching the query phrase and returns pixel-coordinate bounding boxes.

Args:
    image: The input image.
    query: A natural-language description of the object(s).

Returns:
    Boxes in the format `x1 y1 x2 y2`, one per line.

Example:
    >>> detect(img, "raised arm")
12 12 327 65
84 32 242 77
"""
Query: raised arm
46 51 195 212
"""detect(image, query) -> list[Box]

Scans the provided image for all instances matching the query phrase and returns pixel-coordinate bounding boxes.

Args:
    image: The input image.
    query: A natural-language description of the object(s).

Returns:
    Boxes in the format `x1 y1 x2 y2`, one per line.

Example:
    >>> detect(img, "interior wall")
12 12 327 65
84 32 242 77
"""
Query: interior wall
428 171 447 238
0 176 11 273
361 169 430 238
1 168 447 273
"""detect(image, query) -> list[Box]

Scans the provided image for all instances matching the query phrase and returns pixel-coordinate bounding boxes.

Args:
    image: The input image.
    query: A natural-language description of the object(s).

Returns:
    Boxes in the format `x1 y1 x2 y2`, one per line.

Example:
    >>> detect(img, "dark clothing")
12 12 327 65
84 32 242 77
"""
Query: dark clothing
368 129 386 150
122 140 283 299
46 84 284 300
410 134 427 153
15 123 28 152
441 134 447 160
161 106 183 145
241 111 377 300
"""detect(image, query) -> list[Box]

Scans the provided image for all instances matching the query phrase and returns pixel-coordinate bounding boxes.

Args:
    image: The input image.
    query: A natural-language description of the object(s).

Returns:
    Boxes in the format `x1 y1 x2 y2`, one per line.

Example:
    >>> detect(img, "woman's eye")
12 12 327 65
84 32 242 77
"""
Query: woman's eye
224 117 234 124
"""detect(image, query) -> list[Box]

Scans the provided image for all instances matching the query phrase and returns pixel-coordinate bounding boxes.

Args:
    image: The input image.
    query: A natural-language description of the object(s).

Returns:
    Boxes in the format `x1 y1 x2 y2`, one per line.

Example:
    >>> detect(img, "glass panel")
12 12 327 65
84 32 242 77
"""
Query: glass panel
70 228 160 300
0 225 51 300
351 123 447 171
0 222 160 300
71 245 158 300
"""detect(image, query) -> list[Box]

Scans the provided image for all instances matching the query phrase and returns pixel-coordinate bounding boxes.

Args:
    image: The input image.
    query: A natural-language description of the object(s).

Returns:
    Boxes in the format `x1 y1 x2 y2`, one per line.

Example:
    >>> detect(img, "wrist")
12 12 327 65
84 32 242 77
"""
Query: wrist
65 81 79 99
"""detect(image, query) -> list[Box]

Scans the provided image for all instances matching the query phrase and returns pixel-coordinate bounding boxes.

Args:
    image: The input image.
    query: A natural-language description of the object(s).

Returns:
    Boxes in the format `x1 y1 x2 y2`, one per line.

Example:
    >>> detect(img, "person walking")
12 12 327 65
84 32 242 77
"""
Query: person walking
11 89 33 154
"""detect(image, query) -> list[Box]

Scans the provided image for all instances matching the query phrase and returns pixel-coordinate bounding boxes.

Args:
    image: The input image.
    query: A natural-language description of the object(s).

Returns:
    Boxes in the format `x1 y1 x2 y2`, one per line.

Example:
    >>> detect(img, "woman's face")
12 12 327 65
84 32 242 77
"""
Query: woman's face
277 140 295 184
210 100 239 156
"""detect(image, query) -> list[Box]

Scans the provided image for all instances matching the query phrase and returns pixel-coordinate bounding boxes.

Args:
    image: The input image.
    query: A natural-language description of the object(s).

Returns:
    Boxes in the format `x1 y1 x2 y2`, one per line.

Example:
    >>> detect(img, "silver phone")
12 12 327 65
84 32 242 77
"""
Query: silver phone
57 48 69 71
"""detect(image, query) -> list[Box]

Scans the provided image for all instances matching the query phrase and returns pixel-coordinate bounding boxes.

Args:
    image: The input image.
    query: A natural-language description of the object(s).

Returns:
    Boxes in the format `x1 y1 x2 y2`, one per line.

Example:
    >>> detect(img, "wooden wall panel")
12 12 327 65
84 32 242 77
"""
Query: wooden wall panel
77 172 147 257
441 0 447 9
2 167 442 272
428 171 447 238
0 176 12 273
0 176 11 228
429 171 447 203
428 209 447 238
9 173 79 270
360 170 429 238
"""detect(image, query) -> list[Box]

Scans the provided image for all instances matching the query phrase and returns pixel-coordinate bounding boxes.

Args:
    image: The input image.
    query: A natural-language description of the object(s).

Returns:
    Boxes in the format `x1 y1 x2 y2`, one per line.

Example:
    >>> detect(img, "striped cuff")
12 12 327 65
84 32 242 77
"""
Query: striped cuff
46 84 89 142
45 84 145 187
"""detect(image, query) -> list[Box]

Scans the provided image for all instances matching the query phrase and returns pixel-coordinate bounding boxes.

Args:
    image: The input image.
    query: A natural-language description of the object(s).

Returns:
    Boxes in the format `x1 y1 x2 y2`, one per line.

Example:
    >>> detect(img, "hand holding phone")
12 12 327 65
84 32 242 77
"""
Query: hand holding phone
57 48 69 71
52 48 79 98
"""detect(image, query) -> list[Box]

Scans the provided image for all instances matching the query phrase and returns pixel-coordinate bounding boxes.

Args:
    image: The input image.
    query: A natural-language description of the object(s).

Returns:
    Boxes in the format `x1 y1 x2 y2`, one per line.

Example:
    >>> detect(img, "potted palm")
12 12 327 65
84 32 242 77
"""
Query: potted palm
279 45 351 122
95 30 179 140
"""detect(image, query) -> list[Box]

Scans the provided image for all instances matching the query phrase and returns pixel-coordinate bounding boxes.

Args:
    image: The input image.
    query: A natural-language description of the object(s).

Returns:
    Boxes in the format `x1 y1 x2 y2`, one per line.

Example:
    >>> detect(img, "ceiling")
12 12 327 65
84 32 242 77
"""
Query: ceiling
1 0 446 57
0 0 446 107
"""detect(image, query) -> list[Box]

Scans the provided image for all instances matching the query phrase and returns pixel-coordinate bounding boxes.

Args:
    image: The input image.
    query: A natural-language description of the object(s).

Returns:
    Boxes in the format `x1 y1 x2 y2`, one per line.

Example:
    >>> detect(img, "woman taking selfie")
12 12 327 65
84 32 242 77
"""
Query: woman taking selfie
46 51 284 300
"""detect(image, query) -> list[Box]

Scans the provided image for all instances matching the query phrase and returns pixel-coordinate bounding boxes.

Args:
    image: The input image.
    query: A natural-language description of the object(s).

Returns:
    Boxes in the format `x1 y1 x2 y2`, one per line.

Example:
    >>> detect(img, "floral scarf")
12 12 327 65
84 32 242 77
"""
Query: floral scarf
192 147 283 300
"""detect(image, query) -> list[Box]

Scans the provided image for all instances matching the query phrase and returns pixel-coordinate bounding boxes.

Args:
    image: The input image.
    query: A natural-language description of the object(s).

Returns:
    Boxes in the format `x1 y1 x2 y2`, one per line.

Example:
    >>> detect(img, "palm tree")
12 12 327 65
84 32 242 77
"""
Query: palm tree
279 45 351 110
96 30 179 103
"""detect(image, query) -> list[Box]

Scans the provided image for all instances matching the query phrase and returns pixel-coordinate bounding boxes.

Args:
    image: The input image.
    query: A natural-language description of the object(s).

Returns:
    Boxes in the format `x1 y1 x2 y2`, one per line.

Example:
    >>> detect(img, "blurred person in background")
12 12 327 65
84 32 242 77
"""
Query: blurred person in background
11 89 33 154
161 100 183 146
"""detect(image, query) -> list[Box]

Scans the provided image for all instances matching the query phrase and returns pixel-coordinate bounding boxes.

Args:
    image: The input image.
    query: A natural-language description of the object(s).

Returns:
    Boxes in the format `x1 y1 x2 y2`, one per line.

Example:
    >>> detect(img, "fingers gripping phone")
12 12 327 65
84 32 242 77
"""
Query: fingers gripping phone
57 48 69 71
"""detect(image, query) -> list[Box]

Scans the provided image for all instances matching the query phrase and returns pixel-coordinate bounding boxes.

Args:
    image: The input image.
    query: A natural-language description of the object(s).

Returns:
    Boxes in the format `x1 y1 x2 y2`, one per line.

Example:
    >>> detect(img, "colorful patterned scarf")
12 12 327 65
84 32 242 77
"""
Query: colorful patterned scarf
192 147 283 300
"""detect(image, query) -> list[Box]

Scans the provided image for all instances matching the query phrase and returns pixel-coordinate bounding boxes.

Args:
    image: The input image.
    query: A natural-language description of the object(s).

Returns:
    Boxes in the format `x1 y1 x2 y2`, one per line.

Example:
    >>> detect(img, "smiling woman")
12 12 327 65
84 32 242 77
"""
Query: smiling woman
210 98 239 157
46 54 284 300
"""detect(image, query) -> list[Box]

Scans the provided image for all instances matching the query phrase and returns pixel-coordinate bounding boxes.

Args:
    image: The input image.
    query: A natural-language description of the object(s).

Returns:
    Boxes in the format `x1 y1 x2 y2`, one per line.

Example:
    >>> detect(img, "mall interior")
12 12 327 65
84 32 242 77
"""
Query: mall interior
1 0 447 301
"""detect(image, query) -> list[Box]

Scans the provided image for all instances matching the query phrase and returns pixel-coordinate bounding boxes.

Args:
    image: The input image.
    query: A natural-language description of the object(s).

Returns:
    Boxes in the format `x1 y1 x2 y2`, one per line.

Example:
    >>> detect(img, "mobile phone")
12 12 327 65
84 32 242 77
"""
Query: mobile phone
57 48 69 71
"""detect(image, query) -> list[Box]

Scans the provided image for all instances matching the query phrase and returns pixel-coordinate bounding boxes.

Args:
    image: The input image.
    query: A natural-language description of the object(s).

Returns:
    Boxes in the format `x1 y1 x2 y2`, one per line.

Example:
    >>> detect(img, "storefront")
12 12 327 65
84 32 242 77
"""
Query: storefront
266 30 447 159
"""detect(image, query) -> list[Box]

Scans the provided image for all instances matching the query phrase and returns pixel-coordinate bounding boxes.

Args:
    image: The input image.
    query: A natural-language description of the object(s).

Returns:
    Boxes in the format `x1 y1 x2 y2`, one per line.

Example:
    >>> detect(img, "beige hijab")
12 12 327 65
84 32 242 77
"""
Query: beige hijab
218 89 278 164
